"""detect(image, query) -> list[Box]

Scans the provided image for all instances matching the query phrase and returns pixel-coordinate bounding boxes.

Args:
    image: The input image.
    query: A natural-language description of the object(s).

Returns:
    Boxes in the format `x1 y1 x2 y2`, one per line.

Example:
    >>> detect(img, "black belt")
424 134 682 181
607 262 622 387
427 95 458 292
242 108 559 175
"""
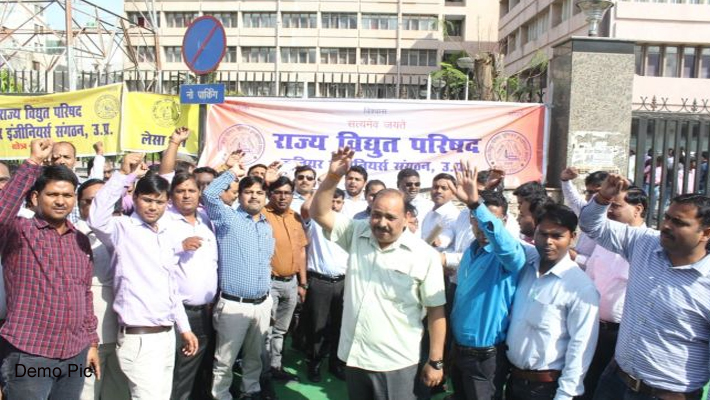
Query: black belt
221 292 269 304
184 303 213 312
121 326 172 335
599 320 620 331
271 275 294 282
455 342 505 358
613 361 702 400
309 271 345 283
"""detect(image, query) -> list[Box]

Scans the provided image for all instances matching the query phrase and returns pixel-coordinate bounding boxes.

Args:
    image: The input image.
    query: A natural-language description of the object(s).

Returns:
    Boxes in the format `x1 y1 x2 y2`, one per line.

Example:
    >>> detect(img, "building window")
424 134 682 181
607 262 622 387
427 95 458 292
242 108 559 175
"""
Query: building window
401 49 438 67
646 46 662 77
282 13 317 28
207 12 238 28
32 61 41 71
165 12 196 28
223 47 238 63
525 11 548 43
663 46 678 77
243 12 276 28
362 14 398 30
507 32 518 54
133 46 156 63
319 83 357 98
634 45 643 75
700 48 710 78
361 84 397 99
127 11 160 27
280 82 304 97
402 15 438 31
240 81 274 96
445 17 463 37
360 48 396 65
321 13 357 29
682 47 697 78
281 47 316 63
321 48 356 64
165 46 182 63
242 47 276 63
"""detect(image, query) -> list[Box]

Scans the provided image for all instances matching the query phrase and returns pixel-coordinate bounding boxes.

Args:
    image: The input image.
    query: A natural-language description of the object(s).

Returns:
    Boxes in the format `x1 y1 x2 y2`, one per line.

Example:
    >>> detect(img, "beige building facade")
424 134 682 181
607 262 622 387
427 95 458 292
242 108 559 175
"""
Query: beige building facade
123 0 500 97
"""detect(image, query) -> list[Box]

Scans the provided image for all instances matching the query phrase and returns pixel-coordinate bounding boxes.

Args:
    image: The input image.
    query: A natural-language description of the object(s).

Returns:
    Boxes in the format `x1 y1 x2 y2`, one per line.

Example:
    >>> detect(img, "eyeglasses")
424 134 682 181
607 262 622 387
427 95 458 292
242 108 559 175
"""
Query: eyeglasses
296 175 315 181
405 182 421 188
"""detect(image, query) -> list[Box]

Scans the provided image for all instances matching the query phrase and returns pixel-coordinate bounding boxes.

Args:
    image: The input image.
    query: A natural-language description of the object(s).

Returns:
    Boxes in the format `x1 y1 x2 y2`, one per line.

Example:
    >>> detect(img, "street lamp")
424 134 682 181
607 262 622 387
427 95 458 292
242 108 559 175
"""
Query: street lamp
456 57 474 100
576 0 614 37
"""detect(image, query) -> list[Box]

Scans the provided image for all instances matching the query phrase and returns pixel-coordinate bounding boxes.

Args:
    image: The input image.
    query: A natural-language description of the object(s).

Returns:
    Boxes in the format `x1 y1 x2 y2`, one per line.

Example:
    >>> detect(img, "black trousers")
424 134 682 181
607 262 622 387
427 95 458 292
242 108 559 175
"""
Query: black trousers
450 343 509 400
578 323 619 400
303 273 344 365
171 304 215 400
506 376 558 400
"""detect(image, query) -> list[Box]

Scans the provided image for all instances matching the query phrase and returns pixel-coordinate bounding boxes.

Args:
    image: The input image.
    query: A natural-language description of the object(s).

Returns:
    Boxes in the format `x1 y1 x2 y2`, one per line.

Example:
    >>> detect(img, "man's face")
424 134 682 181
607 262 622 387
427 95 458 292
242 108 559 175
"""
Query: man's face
0 163 10 190
534 219 575 264
517 199 536 238
659 202 710 256
369 194 406 247
172 179 200 216
195 172 215 191
607 192 640 225
405 210 418 233
268 183 293 213
365 184 386 207
431 179 454 208
398 176 421 201
332 196 345 212
220 181 239 207
294 170 316 195
471 205 505 245
249 167 267 179
239 183 266 215
345 171 366 197
51 143 76 169
79 183 104 221
133 191 169 226
32 180 76 223
584 183 601 201
103 162 114 181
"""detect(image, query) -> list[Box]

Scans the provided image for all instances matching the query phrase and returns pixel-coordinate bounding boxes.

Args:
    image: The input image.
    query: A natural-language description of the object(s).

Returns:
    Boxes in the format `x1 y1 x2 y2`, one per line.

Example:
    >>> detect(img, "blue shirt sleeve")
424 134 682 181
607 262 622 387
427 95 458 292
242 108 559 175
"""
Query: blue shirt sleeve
474 205 526 273
202 171 235 230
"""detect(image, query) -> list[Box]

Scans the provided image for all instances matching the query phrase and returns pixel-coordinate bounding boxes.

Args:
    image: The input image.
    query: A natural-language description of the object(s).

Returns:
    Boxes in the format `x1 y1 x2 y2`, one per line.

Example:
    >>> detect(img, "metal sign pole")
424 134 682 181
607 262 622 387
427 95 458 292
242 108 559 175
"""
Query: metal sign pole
198 74 207 158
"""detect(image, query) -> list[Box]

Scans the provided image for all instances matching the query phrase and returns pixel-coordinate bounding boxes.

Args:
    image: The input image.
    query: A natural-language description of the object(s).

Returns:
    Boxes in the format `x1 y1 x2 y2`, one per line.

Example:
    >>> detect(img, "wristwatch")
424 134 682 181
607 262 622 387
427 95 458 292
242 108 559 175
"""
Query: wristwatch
299 283 309 290
428 359 444 370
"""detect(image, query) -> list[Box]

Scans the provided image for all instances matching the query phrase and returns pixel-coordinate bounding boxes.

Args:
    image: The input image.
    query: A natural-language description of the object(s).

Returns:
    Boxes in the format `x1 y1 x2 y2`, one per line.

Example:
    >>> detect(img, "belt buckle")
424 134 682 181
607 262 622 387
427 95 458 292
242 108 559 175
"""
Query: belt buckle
628 375 642 392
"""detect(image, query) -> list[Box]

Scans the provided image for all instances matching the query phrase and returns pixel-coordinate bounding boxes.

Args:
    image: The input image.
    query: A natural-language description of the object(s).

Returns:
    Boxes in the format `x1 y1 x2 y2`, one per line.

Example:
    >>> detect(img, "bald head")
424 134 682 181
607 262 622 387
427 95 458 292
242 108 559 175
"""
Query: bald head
369 189 407 248
0 162 10 191
51 142 77 169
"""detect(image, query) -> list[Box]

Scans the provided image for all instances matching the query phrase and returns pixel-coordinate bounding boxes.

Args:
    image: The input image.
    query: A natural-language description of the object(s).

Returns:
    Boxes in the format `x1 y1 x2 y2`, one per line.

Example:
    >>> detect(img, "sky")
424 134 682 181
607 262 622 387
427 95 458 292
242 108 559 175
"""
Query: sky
45 0 124 29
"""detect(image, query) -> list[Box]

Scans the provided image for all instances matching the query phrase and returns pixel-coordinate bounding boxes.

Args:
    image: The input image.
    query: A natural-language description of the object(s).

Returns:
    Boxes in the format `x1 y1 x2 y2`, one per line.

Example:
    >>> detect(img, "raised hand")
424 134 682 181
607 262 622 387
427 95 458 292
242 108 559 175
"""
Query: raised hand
225 150 244 168
170 127 190 144
328 147 355 178
598 173 630 200
451 159 479 208
120 153 147 176
28 139 53 165
93 141 104 156
264 161 283 184
484 169 505 190
560 167 579 182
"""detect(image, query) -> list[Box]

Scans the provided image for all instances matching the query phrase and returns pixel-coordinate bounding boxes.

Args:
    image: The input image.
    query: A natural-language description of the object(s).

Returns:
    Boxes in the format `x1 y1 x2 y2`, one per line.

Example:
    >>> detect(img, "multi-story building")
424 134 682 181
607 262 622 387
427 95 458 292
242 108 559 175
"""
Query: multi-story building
123 0 500 98
498 0 710 108
0 3 54 72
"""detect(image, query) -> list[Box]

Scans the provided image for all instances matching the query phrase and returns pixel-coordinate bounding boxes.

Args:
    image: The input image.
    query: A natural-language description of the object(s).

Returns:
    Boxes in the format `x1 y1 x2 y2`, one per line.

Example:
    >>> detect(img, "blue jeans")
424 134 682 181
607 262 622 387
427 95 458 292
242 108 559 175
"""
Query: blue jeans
1 344 89 400
592 361 703 400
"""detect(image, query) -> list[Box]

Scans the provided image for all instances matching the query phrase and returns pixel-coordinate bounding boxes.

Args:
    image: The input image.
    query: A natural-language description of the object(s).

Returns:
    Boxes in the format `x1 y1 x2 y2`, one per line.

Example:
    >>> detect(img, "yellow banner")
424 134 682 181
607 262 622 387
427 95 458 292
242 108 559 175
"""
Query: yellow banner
0 84 122 160
121 92 199 155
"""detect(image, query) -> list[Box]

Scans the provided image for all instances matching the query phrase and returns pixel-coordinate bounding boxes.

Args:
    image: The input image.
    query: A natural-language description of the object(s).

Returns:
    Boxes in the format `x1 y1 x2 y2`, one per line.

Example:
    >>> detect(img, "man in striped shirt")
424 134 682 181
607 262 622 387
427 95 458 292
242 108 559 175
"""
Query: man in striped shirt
580 174 710 400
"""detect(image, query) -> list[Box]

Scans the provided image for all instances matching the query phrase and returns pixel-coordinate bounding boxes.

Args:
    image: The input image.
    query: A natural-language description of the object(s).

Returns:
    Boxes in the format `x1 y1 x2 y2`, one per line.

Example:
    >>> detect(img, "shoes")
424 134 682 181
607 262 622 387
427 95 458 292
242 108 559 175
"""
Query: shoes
329 363 346 381
270 367 300 382
307 361 322 383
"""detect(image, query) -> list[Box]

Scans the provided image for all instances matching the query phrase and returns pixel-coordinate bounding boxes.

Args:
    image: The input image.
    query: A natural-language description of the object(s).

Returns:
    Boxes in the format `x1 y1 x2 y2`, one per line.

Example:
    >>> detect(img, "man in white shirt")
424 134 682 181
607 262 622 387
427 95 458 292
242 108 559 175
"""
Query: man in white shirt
397 168 433 223
340 165 368 218
579 185 647 400
421 173 459 252
290 165 317 214
506 203 599 400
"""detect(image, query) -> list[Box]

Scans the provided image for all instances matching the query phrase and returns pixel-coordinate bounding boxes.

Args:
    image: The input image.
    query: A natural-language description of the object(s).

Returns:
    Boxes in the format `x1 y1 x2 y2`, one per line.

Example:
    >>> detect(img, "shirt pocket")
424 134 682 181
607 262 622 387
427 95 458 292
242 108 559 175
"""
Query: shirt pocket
382 267 418 304
525 299 565 332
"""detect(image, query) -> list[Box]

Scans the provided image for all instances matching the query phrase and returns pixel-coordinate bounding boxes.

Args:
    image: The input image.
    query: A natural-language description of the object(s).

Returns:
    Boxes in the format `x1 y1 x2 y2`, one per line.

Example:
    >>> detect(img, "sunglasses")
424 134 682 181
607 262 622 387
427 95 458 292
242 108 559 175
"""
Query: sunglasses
405 182 421 188
296 175 315 181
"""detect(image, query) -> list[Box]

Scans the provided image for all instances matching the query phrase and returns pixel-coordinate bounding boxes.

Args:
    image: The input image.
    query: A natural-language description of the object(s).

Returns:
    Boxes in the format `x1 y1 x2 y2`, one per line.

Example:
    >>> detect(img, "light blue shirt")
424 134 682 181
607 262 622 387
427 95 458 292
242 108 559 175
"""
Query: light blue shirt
451 205 525 348
580 197 710 392
202 171 274 299
506 251 599 400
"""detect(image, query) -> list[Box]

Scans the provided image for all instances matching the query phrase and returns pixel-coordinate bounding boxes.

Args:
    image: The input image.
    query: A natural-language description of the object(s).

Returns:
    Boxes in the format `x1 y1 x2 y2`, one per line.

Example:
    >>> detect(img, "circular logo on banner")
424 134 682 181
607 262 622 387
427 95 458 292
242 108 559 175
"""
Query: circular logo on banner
484 130 532 175
94 94 120 119
218 124 266 165
152 99 182 127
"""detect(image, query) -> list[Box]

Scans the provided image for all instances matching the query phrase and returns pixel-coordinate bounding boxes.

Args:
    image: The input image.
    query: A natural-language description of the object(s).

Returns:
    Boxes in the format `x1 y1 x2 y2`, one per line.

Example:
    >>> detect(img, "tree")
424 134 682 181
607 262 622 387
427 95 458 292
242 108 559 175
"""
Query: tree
0 69 23 93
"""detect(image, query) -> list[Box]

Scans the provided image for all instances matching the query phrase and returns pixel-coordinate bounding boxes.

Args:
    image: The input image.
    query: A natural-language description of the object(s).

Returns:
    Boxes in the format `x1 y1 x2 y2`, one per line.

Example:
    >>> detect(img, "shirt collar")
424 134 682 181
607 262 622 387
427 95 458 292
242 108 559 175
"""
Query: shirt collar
129 211 167 232
432 200 456 215
359 223 418 252
653 246 710 275
167 204 207 225
33 215 77 234
236 205 267 222
265 203 294 217
536 253 577 278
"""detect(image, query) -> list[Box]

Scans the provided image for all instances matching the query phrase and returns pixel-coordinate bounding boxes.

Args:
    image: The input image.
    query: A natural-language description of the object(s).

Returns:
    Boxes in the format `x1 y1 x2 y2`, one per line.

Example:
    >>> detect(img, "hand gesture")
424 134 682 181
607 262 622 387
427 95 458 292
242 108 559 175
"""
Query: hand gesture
484 169 505 190
86 346 101 380
180 331 199 357
560 167 579 182
451 160 479 208
328 147 355 178
93 141 104 156
264 161 283 184
598 173 630 200
421 363 444 388
120 153 147 176
170 127 190 144
182 236 203 251
28 139 53 165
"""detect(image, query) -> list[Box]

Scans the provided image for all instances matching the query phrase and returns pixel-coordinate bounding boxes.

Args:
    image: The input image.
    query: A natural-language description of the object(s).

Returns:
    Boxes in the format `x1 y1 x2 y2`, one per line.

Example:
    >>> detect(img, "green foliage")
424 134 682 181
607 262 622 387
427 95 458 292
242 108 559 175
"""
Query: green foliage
431 62 470 100
0 69 23 93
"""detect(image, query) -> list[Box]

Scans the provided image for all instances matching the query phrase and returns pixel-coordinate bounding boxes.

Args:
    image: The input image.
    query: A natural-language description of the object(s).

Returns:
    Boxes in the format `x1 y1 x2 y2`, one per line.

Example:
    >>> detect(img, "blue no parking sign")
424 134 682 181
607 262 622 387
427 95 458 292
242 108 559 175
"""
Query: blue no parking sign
181 16 226 75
